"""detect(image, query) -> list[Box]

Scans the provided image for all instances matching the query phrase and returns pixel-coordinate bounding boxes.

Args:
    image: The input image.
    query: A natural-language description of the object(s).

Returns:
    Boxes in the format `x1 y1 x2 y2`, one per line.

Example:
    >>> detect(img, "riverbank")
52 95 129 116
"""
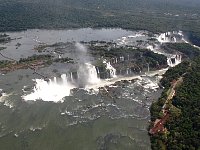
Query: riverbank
149 56 200 149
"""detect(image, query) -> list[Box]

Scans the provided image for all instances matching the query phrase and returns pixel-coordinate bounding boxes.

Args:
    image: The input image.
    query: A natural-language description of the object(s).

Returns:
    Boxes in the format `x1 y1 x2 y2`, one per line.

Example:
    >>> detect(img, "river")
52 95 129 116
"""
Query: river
0 28 184 150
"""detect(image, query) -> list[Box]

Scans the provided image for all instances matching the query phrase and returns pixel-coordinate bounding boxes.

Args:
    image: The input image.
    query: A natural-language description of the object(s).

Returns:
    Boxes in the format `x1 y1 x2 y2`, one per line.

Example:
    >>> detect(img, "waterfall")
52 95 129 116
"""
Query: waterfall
147 45 154 51
167 58 173 67
126 68 132 75
147 63 150 72
86 63 100 84
54 77 57 83
23 62 101 102
77 63 100 86
96 67 100 77
157 31 184 43
120 56 125 62
61 74 67 83
96 67 100 74
129 68 132 74
126 68 129 75
167 54 182 67
70 72 74 82
49 79 52 85
175 54 182 65
103 60 117 78
107 62 117 78
173 37 177 42
23 74 75 102
115 58 118 63
160 33 170 43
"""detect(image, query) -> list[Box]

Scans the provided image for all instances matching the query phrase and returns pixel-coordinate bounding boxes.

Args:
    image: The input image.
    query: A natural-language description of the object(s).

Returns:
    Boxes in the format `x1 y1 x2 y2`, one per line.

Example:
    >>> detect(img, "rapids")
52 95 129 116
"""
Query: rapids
22 30 187 102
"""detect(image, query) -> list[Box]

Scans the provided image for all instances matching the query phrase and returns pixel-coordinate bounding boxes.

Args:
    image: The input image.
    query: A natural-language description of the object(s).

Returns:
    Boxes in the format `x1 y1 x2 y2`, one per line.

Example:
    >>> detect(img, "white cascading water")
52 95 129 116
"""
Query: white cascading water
167 55 182 67
22 33 186 103
96 67 100 74
157 33 170 43
78 63 100 85
23 62 100 102
126 68 132 75
87 65 100 84
103 60 117 78
70 72 74 82
115 58 118 63
173 37 177 43
167 58 173 66
128 33 145 38
126 68 129 75
146 45 154 51
120 56 125 62
23 42 116 102
157 31 184 43
178 31 189 44
23 42 100 102
22 74 75 102
147 63 150 72
147 31 184 68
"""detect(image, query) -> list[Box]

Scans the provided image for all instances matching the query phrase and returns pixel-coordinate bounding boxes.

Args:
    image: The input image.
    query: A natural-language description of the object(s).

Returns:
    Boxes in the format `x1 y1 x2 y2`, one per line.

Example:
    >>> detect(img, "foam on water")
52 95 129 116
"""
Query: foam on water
128 33 145 38
23 63 101 102
147 32 184 68
0 91 14 108
156 31 189 44
140 78 159 90
22 30 186 103
22 75 75 102
78 63 100 85
167 55 182 67
103 60 117 78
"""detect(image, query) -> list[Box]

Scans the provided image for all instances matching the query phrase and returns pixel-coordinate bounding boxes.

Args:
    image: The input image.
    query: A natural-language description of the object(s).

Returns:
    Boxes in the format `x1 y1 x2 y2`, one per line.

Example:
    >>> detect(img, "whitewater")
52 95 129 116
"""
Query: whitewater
22 31 188 103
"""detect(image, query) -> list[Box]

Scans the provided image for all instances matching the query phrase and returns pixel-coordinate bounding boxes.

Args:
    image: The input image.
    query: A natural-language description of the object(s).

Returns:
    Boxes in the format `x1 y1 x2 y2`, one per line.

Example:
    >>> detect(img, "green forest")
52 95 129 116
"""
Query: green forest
150 53 200 149
162 43 200 59
1 1 200 149
1 0 200 45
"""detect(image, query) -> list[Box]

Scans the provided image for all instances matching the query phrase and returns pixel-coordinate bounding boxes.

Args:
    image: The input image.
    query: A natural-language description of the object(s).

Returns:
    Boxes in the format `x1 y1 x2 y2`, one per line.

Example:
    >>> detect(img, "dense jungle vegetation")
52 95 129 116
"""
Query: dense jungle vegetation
1 1 200 149
150 52 200 149
0 0 200 45
91 45 168 78
162 43 200 59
